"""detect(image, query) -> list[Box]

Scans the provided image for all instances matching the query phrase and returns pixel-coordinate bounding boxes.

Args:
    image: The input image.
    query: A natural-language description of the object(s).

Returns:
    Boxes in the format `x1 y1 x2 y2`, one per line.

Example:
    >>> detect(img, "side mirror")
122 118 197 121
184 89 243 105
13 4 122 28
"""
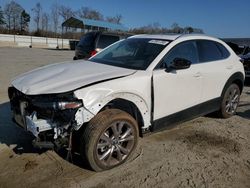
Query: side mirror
169 58 191 70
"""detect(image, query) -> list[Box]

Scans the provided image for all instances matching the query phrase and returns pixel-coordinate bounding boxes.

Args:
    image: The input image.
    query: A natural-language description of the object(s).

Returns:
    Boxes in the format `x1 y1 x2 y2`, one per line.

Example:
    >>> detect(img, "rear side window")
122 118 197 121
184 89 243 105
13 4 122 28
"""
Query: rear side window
97 35 120 49
78 32 96 47
197 40 229 62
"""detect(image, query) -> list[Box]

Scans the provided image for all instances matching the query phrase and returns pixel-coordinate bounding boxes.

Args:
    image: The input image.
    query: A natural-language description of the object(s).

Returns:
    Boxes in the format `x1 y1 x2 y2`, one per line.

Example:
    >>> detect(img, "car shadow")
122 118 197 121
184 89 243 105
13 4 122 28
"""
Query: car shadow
0 102 35 153
0 101 91 169
45 48 72 51
237 102 250 120
237 109 250 120
245 78 250 86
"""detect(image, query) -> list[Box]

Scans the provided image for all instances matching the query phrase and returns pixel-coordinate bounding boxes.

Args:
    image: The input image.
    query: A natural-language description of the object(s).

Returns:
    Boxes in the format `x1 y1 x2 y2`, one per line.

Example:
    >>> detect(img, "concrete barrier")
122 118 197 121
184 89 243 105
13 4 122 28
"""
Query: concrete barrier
0 34 71 49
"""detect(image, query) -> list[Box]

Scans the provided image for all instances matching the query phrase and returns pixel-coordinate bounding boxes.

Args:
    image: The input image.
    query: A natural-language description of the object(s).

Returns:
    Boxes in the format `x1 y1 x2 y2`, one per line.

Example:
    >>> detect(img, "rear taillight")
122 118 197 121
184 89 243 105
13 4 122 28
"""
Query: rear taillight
90 50 97 57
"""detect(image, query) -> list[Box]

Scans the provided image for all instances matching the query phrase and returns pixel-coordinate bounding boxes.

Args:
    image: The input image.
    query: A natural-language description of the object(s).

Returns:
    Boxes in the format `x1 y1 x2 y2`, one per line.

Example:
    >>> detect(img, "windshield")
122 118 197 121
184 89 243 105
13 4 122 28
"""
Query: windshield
89 38 170 70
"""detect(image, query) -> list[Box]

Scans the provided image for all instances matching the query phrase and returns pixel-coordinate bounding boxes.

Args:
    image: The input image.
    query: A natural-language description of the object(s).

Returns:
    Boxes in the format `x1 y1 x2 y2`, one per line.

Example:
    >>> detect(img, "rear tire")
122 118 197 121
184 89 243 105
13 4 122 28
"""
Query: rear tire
218 83 240 118
81 109 139 171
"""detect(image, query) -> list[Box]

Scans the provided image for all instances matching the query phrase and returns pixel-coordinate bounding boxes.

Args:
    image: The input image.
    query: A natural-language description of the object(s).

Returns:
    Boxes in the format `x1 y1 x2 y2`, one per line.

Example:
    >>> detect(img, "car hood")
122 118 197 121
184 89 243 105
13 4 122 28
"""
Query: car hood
11 60 136 95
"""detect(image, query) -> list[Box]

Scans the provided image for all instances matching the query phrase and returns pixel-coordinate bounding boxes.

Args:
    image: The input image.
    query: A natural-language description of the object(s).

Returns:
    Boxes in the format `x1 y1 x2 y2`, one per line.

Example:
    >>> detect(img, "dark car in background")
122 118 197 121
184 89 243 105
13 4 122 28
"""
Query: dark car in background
240 52 250 79
73 31 130 60
225 41 250 80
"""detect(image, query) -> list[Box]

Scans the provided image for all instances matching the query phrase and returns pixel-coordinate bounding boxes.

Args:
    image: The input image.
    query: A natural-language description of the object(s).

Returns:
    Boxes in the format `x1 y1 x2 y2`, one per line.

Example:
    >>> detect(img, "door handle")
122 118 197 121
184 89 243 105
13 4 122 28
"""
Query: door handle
194 72 201 77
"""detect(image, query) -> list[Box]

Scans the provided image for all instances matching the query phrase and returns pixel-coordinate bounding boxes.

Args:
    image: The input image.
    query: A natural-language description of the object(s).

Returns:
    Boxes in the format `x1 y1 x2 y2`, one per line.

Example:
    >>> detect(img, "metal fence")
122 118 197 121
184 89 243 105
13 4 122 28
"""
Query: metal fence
0 34 71 49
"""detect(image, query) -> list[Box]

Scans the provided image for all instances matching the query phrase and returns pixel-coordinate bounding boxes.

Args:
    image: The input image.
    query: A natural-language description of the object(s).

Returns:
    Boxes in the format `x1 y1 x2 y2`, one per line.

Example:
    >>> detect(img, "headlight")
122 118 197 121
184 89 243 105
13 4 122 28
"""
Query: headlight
32 101 83 110
57 101 83 110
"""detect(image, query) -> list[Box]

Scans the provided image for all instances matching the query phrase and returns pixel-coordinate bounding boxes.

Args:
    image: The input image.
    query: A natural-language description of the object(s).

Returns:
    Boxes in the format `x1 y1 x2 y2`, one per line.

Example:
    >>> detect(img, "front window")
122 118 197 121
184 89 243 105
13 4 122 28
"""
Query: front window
90 38 169 70
161 41 198 67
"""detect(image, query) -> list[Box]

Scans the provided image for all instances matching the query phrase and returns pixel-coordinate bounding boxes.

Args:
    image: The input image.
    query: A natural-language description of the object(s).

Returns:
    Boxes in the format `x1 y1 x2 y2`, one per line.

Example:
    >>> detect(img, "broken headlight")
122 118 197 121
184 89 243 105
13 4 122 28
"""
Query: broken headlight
32 100 83 110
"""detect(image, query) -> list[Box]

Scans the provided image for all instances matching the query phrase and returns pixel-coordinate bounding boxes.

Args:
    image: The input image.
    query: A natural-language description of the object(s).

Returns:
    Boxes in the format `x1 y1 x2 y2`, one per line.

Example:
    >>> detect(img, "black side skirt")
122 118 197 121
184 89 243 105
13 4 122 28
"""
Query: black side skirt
151 97 221 132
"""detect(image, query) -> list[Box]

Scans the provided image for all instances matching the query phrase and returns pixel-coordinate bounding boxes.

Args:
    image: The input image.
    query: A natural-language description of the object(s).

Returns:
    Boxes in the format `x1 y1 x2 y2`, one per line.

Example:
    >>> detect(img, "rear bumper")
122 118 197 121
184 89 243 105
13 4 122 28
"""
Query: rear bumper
73 55 88 60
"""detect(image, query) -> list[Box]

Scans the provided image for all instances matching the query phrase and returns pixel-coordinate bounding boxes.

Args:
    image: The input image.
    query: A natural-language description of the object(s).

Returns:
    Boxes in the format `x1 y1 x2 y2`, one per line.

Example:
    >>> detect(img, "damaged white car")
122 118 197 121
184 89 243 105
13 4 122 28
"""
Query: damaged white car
8 34 245 171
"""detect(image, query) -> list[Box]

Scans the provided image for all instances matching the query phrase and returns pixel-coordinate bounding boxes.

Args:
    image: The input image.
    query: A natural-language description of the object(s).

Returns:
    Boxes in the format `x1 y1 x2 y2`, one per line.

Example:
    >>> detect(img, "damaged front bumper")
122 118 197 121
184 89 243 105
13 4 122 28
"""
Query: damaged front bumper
26 112 55 138
8 87 89 147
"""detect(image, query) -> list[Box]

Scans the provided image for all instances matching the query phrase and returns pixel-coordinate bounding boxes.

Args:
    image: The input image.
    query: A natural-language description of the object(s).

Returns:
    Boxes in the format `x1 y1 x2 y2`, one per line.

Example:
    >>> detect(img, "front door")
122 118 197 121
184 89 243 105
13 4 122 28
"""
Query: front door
153 41 203 123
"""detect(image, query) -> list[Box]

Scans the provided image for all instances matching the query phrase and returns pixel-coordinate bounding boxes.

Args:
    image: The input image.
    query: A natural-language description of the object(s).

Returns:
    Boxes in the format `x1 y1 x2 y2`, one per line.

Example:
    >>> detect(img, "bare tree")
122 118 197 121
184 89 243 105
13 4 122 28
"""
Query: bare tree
51 3 59 34
106 14 122 24
171 22 183 33
32 2 42 31
77 7 103 20
4 1 23 32
184 26 194 34
41 12 49 32
131 22 204 35
130 22 164 34
59 5 75 21
4 3 12 31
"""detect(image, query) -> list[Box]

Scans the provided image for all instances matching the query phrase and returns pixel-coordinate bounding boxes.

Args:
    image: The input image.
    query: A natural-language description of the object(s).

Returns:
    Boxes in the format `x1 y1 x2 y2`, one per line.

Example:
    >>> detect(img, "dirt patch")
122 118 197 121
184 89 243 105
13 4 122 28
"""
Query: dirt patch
24 160 38 172
182 131 241 154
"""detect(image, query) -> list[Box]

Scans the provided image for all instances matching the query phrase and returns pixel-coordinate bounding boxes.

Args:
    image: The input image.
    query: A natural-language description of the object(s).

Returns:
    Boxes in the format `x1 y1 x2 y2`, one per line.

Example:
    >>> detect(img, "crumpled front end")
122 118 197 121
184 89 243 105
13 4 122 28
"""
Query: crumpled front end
8 87 85 149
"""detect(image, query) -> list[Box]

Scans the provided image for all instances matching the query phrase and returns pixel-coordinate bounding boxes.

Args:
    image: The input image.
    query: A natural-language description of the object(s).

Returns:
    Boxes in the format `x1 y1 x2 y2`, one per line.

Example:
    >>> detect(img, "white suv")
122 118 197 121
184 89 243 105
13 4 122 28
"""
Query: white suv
8 34 245 171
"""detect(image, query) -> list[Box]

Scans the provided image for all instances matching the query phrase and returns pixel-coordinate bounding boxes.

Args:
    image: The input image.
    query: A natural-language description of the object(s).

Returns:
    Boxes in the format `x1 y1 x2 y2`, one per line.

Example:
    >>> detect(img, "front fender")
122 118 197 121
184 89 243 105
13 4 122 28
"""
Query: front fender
74 89 151 129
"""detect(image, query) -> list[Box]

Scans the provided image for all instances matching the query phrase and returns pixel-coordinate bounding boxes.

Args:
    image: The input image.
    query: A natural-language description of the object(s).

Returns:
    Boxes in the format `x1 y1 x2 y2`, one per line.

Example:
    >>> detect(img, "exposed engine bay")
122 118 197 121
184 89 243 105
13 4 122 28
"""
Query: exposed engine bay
8 87 84 150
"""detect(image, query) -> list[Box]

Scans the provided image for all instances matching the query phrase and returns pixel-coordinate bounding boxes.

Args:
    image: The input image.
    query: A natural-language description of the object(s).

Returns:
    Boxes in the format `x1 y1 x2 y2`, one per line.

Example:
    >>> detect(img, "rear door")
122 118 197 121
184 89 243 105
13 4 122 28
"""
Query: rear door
196 40 232 103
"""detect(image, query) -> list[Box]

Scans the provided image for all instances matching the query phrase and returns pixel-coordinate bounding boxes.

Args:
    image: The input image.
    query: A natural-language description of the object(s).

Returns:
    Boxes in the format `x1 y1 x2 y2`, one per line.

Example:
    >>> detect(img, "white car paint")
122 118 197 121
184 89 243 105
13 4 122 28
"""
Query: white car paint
10 34 245 135
153 64 203 120
12 60 136 95
73 70 152 129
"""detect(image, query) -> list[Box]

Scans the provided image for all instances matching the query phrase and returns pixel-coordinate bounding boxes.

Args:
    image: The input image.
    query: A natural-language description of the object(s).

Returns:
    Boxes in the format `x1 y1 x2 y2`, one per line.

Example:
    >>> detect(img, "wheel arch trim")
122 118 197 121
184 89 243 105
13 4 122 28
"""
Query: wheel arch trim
221 72 244 97
75 92 151 131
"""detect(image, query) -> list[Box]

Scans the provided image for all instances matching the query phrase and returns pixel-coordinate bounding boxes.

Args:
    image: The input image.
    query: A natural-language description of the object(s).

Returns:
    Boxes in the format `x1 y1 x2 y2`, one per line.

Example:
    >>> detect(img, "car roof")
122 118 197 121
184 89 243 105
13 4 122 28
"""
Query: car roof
130 33 220 42
130 34 181 41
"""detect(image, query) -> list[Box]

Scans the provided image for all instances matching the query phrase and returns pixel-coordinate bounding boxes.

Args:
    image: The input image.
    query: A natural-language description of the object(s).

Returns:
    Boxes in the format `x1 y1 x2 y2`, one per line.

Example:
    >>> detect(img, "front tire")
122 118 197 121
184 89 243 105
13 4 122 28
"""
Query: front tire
81 109 139 171
218 83 240 118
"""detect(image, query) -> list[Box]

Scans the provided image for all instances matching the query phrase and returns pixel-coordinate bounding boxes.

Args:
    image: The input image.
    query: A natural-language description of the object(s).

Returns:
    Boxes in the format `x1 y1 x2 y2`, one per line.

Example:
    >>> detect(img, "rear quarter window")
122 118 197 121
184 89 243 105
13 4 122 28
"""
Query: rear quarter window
216 43 230 58
197 40 229 62
97 35 120 49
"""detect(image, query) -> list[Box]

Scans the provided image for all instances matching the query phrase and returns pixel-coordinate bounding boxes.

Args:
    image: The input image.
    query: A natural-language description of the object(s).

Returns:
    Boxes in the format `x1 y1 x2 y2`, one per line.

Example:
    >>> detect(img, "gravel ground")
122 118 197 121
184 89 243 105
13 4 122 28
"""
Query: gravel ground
0 47 249 188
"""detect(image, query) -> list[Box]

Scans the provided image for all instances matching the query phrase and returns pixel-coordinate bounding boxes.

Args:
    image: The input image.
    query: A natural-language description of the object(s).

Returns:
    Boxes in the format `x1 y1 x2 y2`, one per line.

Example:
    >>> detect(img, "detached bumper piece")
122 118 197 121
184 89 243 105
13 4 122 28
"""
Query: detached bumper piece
26 112 55 138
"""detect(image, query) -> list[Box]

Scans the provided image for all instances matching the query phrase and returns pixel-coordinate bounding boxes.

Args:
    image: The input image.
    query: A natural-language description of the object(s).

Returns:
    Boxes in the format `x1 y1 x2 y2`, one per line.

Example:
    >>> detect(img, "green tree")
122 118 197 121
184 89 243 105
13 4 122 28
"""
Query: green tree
20 10 30 33
0 6 5 25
